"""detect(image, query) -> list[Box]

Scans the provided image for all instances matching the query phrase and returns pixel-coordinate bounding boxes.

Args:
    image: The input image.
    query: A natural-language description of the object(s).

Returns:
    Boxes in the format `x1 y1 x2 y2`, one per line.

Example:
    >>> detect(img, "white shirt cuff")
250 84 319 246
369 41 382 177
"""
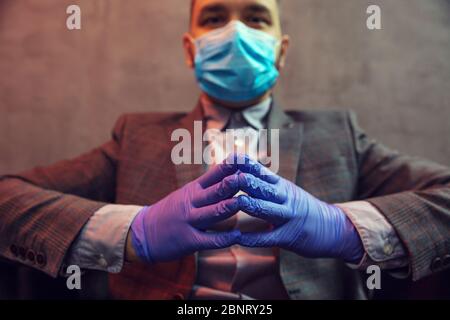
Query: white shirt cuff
336 201 409 274
64 204 143 273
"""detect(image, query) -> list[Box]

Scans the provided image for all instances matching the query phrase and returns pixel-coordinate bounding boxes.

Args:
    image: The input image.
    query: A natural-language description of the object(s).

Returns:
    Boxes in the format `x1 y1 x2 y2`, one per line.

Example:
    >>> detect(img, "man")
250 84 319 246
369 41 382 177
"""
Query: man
1 0 449 300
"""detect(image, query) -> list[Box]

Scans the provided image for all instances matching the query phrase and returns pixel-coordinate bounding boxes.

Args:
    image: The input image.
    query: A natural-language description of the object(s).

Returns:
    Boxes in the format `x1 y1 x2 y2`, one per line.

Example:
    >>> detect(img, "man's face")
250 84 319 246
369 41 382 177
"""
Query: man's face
183 0 290 108
190 0 283 38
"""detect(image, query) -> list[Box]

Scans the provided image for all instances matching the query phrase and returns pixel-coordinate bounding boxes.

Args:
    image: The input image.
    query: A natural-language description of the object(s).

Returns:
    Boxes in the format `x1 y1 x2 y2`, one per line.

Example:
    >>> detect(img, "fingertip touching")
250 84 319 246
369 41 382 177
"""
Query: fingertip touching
234 154 280 184
237 172 285 204
193 173 240 207
197 154 241 188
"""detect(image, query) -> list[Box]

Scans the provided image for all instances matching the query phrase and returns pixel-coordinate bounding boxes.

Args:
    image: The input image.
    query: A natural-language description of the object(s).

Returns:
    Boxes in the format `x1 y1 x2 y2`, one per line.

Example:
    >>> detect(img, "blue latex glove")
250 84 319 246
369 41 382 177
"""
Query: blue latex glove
130 154 277 263
235 159 364 263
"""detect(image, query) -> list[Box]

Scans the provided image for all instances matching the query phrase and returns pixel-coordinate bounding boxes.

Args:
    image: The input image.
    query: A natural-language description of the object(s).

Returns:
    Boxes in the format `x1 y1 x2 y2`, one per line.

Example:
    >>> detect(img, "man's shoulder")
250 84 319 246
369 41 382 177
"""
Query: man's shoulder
285 109 352 125
119 111 188 126
111 111 189 138
114 111 187 131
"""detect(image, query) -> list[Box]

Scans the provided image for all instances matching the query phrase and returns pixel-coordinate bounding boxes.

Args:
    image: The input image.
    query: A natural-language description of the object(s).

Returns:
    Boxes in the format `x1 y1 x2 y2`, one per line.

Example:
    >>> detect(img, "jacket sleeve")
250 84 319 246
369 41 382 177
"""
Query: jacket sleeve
0 115 127 278
348 111 450 281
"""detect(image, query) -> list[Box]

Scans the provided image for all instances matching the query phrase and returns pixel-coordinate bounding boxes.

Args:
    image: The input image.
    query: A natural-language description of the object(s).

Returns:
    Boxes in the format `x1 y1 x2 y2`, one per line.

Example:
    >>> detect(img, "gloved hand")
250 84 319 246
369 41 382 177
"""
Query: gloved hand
130 154 278 263
235 159 364 263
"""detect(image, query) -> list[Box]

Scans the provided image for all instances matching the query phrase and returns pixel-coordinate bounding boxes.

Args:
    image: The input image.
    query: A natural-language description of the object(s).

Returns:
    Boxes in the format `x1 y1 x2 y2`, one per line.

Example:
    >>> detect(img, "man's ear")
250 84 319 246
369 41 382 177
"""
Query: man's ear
182 33 196 69
276 35 290 71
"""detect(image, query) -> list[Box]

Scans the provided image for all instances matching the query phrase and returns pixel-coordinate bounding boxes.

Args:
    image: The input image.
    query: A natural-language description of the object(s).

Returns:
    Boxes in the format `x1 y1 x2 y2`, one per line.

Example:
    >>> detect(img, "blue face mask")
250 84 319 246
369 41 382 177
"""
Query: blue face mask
194 21 280 103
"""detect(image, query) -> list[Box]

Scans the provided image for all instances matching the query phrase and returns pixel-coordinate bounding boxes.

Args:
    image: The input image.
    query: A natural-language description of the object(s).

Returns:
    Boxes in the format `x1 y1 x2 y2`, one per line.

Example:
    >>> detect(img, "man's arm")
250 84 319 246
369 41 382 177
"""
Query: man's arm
348 111 450 281
0 115 127 277
337 201 409 274
232 153 448 282
62 204 143 274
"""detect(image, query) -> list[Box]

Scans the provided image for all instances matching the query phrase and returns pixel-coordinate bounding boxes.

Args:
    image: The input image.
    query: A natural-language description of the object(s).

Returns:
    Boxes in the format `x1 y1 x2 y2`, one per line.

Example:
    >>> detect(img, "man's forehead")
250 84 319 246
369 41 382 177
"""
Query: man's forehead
193 0 279 13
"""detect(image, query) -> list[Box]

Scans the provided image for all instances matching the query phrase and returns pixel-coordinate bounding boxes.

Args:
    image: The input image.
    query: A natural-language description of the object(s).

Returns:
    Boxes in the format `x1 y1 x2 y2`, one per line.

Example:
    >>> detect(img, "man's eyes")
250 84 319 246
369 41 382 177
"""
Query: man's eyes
245 16 271 26
201 15 227 27
199 15 271 29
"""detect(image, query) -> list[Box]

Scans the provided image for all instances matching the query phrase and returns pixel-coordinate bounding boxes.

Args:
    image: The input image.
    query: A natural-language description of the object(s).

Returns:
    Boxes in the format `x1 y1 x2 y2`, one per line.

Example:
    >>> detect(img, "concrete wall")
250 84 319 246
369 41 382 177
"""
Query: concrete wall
1 0 449 174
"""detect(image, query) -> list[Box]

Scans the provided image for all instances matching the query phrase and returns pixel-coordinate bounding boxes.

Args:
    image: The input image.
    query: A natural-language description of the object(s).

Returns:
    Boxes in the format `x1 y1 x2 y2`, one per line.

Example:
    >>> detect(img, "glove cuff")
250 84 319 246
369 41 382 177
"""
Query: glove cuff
130 206 154 263
339 209 365 264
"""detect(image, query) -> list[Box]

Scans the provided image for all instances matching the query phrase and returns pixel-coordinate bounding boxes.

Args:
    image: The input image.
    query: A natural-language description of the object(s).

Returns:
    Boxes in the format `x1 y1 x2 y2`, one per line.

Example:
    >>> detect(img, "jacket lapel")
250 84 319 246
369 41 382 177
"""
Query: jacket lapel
167 101 207 188
168 100 305 186
267 101 304 183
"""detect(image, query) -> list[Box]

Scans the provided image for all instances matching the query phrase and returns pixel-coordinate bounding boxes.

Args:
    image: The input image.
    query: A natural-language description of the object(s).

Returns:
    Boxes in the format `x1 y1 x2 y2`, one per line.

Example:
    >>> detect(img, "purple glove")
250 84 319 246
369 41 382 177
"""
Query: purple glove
235 158 364 263
130 154 278 263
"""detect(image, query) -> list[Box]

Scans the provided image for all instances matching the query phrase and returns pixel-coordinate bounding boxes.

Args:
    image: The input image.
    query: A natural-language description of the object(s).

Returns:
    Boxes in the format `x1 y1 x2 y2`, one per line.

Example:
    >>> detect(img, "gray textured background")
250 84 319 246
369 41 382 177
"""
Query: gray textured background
0 0 449 174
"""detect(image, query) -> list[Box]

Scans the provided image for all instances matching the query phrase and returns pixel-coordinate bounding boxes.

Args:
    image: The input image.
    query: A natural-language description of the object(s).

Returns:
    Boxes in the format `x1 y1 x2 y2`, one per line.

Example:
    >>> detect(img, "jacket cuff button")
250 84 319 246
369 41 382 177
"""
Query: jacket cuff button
443 254 450 267
9 244 18 257
27 250 36 263
36 253 47 267
431 257 442 272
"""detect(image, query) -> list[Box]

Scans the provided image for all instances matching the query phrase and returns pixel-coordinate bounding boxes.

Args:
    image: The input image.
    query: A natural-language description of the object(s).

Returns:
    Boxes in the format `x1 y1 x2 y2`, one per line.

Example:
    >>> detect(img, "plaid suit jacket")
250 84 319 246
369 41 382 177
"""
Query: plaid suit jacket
1 102 449 299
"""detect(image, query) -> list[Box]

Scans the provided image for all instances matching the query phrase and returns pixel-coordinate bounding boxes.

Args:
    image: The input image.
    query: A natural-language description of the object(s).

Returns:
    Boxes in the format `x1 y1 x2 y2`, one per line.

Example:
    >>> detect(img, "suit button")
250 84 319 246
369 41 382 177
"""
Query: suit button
18 247 27 260
36 253 47 267
431 257 442 272
27 250 36 263
9 245 18 257
443 254 450 267
383 242 394 256
284 123 295 129
97 254 108 268
173 293 185 300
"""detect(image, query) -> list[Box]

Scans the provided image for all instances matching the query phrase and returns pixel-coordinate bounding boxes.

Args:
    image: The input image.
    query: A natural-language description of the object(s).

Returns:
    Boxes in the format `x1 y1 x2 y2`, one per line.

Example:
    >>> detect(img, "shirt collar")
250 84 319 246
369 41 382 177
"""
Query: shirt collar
201 95 272 131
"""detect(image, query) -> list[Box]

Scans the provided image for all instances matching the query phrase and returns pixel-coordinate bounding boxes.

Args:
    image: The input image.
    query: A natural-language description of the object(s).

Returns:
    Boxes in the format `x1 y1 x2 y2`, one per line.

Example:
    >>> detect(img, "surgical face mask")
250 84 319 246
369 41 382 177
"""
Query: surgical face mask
194 20 280 103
